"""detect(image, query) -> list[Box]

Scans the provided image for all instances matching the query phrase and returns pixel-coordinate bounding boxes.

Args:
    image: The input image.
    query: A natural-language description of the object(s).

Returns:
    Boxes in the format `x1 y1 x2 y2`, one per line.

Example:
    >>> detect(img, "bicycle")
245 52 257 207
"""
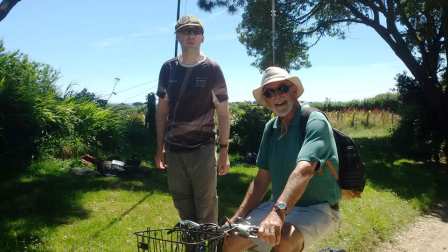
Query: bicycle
134 219 259 252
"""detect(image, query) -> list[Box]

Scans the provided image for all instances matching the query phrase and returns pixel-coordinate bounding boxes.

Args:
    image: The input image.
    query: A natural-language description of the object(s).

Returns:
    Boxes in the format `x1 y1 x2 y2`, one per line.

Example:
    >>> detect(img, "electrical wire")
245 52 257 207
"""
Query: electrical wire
114 78 157 95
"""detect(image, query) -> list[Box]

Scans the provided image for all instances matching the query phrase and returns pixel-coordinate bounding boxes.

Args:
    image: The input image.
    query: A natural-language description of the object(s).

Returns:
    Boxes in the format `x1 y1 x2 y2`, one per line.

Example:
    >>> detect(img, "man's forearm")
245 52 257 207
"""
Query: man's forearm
156 119 166 152
156 99 169 152
276 161 316 212
216 101 230 145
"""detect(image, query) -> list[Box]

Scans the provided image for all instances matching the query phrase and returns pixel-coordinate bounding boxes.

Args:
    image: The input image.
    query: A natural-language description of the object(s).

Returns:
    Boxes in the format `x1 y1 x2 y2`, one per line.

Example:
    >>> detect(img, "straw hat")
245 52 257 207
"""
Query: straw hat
253 66 304 107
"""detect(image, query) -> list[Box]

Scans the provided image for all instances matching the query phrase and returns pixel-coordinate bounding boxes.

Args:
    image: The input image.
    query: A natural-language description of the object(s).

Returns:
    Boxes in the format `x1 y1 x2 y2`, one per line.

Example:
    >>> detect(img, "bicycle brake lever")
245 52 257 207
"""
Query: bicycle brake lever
235 224 259 238
247 226 259 238
179 220 201 229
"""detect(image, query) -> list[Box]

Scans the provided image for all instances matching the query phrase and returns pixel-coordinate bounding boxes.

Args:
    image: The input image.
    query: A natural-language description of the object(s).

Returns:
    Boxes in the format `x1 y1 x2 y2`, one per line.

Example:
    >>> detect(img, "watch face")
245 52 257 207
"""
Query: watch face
276 202 287 210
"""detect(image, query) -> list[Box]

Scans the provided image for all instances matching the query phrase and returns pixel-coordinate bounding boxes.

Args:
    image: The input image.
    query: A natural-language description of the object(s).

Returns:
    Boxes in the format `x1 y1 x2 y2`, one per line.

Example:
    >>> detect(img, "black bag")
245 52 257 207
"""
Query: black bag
299 107 366 199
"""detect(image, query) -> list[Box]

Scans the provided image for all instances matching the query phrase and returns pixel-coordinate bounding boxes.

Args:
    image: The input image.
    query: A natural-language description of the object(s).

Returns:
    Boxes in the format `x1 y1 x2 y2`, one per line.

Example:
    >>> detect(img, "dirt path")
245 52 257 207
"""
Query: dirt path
378 202 448 252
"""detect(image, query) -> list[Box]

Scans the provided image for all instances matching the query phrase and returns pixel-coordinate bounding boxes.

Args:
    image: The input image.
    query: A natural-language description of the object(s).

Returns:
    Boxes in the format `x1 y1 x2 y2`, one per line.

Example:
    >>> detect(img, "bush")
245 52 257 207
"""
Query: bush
392 73 445 162
0 42 156 170
0 42 59 169
230 102 272 156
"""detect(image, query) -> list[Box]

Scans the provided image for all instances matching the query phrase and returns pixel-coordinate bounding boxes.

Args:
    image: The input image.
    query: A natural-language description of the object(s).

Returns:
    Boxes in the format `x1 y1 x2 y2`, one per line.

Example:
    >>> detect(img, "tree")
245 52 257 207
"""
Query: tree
0 0 20 22
73 88 108 107
199 0 448 161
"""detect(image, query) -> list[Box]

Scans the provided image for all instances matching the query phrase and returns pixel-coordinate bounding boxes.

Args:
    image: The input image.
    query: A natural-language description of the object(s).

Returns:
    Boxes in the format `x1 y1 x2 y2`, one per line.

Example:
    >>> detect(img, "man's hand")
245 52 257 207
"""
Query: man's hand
227 214 244 225
154 149 167 170
258 210 284 246
217 148 230 175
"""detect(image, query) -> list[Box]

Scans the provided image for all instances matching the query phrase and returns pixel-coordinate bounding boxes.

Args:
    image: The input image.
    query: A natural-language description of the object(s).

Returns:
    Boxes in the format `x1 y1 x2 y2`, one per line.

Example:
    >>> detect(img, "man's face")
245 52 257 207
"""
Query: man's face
176 26 204 49
263 80 297 117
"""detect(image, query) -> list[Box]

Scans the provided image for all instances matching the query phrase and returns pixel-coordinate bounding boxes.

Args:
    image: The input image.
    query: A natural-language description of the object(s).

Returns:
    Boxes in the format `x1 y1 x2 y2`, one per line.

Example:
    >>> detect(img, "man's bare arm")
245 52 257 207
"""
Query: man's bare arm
154 97 169 169
276 161 316 211
214 100 230 175
257 161 316 246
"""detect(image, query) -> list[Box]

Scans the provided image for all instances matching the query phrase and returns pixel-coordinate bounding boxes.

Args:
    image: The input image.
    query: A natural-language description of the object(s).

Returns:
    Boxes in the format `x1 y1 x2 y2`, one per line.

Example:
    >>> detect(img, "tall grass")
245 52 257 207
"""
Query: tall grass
326 109 399 138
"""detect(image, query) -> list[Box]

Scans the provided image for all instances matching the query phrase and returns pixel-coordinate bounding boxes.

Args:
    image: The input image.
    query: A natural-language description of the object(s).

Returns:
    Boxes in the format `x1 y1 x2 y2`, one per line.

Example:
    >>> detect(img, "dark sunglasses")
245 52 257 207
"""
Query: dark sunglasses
262 84 291 98
178 28 203 35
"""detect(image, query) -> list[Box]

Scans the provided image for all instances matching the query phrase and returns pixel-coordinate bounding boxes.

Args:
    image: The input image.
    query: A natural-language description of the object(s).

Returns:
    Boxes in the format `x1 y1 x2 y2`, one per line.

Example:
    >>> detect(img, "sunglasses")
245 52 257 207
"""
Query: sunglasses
262 84 291 98
178 28 203 35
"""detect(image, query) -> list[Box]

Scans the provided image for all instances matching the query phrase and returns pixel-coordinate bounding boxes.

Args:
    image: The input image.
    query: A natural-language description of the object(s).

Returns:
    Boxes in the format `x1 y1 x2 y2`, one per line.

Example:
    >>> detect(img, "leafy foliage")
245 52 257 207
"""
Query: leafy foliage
392 73 447 162
0 42 59 169
236 0 312 70
0 42 156 171
71 88 108 107
229 102 272 155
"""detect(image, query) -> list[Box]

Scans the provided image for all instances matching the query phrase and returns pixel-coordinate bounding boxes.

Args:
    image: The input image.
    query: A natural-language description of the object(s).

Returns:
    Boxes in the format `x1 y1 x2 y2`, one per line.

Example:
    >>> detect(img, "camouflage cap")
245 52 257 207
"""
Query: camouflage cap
175 15 204 32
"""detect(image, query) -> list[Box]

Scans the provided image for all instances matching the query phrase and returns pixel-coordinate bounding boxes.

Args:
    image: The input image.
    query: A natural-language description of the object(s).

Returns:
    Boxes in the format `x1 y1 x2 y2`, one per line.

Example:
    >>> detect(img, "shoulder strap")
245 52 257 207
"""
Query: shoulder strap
298 106 319 141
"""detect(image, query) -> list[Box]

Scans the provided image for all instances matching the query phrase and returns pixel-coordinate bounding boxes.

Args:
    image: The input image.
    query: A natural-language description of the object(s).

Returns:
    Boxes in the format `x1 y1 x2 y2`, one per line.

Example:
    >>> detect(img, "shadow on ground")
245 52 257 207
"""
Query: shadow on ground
0 163 256 251
357 136 448 220
0 167 169 251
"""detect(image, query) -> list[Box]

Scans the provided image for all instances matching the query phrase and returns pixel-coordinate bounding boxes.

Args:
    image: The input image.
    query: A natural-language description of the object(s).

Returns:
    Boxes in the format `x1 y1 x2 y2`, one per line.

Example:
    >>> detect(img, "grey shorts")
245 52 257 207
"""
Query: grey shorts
243 201 340 252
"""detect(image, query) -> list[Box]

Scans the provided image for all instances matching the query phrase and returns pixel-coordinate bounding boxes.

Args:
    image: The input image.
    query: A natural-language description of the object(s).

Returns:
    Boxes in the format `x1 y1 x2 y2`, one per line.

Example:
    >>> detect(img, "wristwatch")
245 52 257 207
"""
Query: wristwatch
273 202 288 219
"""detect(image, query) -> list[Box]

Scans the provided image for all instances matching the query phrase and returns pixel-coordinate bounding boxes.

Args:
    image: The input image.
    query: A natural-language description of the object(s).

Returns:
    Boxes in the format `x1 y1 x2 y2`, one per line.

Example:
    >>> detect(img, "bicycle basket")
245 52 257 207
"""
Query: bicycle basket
134 227 225 252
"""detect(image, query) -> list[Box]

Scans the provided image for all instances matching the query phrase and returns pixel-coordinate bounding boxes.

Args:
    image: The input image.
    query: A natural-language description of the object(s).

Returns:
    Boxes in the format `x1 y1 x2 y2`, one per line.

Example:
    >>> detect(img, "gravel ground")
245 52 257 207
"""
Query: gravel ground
377 202 448 252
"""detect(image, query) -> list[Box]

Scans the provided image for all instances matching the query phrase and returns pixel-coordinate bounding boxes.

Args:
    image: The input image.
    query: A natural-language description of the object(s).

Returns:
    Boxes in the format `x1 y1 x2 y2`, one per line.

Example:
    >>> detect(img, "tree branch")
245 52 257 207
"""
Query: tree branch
359 0 383 23
345 1 425 84
396 0 420 45
0 0 20 22
298 18 363 35
296 2 325 25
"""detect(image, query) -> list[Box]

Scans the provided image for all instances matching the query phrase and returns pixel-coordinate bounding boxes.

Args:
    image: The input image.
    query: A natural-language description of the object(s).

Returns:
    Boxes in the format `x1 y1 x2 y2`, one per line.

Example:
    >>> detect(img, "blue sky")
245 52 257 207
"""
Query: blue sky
0 1 408 103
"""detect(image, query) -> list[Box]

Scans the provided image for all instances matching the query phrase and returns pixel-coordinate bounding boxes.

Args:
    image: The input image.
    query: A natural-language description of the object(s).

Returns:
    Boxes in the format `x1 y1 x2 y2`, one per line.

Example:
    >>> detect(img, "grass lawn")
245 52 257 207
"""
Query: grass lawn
1 132 447 251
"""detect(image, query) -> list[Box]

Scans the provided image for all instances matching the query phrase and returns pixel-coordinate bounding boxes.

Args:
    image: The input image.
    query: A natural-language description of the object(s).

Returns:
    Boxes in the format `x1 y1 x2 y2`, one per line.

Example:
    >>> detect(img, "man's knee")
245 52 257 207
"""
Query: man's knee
222 234 254 252
273 223 304 252
194 195 218 223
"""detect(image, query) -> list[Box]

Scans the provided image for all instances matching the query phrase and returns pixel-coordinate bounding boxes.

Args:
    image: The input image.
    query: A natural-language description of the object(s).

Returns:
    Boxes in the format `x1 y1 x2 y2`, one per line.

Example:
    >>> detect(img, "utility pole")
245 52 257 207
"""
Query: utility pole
107 77 120 103
271 0 276 66
174 0 181 57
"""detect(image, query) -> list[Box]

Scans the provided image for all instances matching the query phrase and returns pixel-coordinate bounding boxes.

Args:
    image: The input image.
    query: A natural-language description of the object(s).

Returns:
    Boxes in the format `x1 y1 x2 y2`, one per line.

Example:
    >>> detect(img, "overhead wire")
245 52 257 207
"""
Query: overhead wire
114 78 158 95
92 79 157 101
117 82 158 101
108 0 189 102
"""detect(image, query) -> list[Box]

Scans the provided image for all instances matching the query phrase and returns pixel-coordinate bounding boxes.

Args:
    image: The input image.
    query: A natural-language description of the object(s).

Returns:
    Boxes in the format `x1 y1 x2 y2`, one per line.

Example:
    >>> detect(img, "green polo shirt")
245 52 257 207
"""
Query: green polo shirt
256 106 340 206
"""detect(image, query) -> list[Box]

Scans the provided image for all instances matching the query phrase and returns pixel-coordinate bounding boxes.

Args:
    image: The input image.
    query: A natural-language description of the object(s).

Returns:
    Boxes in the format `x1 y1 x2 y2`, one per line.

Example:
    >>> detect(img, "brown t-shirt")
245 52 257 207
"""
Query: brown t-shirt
157 56 228 151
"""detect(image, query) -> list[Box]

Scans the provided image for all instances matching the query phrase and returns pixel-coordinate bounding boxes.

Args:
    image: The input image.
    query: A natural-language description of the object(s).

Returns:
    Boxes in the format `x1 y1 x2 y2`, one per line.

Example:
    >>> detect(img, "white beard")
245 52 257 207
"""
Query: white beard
271 101 294 117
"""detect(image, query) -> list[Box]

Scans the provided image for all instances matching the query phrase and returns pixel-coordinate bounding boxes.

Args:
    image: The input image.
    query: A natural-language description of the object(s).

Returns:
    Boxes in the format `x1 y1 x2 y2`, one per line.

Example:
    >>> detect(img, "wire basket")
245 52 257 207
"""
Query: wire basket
135 227 225 252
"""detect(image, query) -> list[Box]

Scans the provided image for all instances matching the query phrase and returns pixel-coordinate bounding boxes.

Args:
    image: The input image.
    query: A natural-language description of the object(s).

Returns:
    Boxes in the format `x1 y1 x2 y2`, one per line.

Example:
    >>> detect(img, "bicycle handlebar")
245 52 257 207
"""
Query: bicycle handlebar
220 222 259 238
177 219 259 238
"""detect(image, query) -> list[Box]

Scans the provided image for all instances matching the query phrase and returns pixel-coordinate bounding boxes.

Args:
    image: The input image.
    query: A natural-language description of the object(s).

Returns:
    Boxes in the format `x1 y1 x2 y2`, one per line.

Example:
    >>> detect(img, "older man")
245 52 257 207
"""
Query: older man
223 67 340 252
